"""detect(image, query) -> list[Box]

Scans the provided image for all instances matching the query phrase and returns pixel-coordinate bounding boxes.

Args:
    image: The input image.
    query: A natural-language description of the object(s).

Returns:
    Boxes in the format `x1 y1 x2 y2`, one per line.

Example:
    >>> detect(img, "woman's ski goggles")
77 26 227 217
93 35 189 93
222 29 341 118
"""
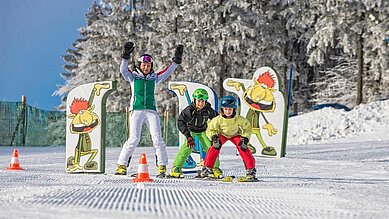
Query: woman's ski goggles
138 55 153 63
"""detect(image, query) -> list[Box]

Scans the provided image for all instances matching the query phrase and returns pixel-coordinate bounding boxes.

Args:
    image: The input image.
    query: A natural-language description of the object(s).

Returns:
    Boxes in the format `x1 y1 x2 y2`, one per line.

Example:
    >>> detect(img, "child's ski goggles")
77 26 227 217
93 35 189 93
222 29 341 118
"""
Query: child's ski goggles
193 94 208 101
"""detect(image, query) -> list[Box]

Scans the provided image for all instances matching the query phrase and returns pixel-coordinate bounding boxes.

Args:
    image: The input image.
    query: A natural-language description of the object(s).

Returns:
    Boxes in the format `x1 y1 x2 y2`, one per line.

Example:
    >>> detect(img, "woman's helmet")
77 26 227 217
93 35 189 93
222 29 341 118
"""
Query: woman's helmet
137 54 153 70
192 88 209 101
219 95 237 108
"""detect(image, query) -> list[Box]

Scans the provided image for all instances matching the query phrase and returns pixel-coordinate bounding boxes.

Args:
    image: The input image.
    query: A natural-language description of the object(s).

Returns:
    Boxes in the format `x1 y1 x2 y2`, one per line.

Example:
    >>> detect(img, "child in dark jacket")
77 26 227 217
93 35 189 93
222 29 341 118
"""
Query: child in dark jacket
169 88 223 178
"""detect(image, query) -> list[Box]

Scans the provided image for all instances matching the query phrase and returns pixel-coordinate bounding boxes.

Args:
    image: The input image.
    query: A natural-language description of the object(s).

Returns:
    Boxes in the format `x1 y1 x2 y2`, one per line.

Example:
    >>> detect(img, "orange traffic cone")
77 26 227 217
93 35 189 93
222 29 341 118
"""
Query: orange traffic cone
132 153 153 183
7 148 24 170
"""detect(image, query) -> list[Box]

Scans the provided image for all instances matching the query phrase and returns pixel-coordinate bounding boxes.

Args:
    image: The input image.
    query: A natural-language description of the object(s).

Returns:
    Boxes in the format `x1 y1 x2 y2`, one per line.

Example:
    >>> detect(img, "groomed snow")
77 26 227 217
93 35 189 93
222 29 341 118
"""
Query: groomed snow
0 100 388 219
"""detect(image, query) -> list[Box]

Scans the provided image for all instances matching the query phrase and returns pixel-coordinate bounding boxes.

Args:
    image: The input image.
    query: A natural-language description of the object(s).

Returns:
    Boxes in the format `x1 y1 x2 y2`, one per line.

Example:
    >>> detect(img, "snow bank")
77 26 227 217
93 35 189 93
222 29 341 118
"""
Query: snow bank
287 100 389 145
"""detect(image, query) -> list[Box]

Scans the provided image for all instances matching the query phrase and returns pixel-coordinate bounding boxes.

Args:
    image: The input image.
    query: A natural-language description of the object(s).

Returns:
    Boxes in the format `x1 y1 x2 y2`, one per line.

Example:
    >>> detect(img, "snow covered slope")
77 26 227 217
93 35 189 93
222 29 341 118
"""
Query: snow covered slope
1 142 388 219
288 100 389 145
0 100 388 218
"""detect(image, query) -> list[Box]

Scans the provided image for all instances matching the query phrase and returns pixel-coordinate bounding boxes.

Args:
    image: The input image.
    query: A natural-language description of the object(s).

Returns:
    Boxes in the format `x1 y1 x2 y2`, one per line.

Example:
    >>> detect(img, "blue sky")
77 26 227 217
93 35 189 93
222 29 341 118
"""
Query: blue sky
0 0 94 110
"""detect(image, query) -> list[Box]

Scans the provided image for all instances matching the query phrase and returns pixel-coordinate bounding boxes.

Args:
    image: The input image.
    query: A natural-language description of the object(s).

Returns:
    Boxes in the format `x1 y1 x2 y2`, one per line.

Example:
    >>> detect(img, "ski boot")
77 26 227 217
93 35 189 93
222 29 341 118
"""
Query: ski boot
156 165 167 178
197 166 214 178
238 168 259 182
115 164 127 175
169 166 184 178
212 167 224 179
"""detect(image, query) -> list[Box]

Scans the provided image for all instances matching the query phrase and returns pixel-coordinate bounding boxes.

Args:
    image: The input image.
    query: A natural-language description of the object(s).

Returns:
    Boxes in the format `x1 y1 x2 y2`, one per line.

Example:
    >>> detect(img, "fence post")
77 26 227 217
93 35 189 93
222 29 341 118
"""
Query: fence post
21 95 27 146
10 95 27 146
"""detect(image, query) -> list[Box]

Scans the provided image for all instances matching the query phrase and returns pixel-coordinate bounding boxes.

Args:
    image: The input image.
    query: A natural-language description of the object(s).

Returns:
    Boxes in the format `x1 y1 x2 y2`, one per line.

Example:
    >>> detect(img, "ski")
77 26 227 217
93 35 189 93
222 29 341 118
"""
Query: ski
156 173 169 178
194 175 235 182
236 177 260 182
163 174 235 182
128 172 169 178
165 175 185 179
106 173 135 178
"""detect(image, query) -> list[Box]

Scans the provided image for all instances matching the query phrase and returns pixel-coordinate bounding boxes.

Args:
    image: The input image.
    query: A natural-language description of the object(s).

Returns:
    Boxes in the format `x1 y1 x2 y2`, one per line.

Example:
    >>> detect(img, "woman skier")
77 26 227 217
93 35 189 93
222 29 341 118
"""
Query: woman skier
115 42 183 177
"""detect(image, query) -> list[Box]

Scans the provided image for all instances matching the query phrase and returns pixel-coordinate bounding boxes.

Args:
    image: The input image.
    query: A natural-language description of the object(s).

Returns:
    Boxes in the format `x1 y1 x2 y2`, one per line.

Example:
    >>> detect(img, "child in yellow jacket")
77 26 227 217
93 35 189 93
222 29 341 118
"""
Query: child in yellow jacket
200 95 257 181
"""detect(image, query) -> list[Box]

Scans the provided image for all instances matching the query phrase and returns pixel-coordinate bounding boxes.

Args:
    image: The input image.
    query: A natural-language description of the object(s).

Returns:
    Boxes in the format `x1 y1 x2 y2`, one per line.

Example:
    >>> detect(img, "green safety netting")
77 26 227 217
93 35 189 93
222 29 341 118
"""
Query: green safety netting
0 101 179 147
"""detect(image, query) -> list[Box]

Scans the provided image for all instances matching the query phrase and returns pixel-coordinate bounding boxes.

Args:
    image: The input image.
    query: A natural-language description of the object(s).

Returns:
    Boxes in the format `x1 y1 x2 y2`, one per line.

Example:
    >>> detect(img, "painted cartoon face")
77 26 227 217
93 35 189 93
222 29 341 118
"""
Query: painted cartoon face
243 71 276 112
68 98 100 134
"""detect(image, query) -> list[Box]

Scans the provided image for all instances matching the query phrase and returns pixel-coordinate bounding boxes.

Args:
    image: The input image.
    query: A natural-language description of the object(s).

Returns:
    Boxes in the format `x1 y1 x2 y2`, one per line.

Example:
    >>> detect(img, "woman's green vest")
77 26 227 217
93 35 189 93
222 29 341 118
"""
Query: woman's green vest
132 78 156 110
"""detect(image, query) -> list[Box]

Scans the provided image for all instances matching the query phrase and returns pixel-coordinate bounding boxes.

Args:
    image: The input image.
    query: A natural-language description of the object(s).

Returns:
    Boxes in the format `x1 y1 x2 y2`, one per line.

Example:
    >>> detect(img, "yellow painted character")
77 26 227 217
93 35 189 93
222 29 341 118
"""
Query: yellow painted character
66 83 110 171
226 71 278 156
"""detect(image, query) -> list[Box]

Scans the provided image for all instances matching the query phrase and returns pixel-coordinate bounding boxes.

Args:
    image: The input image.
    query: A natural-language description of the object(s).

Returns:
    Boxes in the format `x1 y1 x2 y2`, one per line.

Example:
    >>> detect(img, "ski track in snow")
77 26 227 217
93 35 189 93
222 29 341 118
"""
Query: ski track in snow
1 142 388 219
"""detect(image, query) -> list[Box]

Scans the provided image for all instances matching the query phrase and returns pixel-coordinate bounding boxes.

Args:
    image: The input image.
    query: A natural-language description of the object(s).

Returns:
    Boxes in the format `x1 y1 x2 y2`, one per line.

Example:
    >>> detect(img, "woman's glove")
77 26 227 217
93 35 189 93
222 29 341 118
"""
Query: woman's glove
172 45 184 64
121 42 134 59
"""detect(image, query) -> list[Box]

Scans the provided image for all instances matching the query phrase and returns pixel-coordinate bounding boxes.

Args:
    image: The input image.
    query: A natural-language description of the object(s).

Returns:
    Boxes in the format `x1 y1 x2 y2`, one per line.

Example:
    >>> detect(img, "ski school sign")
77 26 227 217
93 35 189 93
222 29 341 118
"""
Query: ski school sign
170 67 287 161
65 81 116 173
224 67 287 158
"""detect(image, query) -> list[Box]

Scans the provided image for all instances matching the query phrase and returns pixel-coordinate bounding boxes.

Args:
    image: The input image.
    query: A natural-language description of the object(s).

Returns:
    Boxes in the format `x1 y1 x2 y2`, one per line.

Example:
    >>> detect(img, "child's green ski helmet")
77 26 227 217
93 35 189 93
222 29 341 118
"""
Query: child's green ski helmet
192 88 209 101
